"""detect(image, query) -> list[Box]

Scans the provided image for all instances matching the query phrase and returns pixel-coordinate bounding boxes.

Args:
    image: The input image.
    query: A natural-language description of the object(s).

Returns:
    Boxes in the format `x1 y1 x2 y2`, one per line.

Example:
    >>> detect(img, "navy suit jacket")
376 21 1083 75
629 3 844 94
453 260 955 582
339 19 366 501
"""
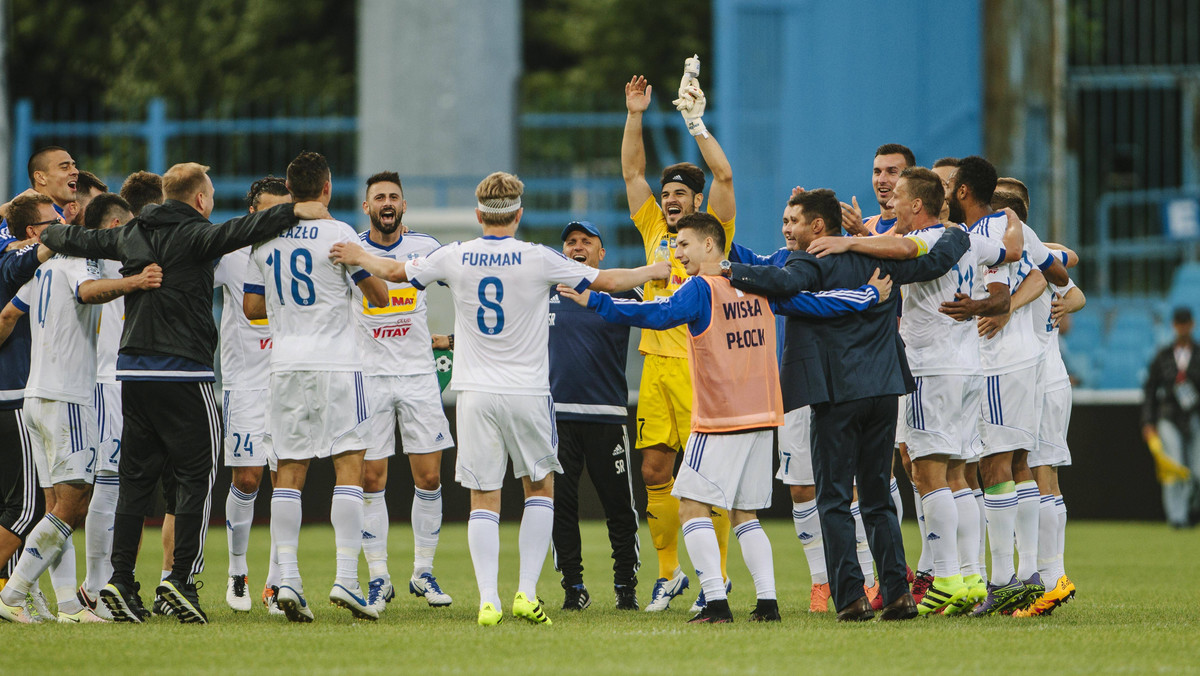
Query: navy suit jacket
728 227 969 411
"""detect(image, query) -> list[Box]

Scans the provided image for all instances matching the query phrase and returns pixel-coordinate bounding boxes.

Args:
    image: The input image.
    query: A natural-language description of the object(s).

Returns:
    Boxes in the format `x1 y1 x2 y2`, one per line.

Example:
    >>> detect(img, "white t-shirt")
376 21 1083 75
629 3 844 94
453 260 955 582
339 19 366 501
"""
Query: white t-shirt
95 259 123 385
970 214 1055 374
15 255 101 405
900 226 1005 376
215 246 272 390
405 235 599 395
1036 280 1076 389
351 231 440 377
246 219 368 373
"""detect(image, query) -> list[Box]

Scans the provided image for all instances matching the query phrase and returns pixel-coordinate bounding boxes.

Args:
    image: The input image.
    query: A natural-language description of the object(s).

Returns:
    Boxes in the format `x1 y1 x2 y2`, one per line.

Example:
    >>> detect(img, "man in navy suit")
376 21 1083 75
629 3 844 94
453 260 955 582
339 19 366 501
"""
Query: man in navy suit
722 189 968 621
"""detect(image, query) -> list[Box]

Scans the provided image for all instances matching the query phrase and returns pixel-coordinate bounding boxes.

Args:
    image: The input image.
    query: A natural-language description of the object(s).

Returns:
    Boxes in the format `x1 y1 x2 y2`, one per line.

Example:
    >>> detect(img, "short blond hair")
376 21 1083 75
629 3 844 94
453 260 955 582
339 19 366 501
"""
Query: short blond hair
475 171 524 226
162 162 211 202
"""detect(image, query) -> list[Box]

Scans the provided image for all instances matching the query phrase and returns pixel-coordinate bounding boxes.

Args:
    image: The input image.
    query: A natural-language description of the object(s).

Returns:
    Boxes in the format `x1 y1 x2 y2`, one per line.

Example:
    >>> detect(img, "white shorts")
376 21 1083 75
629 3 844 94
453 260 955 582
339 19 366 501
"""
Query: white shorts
776 407 814 486
362 374 454 461
454 391 560 491
94 382 122 474
223 388 274 468
977 366 1039 456
1031 384 1072 468
675 429 774 511
270 371 371 462
894 397 907 446
24 397 96 488
906 374 983 461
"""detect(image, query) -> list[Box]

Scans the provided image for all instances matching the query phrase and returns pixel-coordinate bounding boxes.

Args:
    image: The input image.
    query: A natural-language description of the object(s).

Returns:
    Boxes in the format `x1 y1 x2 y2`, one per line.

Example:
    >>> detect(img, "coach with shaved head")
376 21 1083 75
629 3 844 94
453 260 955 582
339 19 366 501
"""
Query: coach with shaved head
39 162 331 624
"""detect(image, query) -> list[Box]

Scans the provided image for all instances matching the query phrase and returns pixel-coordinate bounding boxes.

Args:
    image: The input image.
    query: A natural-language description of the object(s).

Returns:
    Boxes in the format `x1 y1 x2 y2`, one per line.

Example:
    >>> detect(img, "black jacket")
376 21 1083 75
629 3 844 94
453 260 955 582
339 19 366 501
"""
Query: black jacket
728 227 969 410
1142 339 1200 430
39 200 298 368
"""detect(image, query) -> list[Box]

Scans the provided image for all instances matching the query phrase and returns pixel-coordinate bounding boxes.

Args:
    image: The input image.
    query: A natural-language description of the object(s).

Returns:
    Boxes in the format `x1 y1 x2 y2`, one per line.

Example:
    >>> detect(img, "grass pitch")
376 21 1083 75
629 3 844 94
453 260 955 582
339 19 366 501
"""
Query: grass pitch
3 519 1197 675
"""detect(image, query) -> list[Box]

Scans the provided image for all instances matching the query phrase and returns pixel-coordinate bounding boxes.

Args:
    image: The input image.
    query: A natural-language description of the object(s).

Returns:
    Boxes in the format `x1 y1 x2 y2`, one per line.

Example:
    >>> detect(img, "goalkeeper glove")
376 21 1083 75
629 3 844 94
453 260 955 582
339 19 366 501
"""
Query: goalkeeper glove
673 55 708 137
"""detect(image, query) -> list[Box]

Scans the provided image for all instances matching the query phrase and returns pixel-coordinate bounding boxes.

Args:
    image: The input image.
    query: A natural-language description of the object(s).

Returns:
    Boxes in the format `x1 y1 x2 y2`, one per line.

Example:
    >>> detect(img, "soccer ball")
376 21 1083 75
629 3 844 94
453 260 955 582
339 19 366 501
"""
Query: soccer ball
435 354 452 373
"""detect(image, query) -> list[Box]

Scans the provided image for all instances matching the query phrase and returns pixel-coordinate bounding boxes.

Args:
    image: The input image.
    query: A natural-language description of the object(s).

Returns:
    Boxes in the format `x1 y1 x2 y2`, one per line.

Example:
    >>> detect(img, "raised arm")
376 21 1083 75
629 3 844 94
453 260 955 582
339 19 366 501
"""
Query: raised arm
39 224 122 261
621 76 656 216
695 135 734 223
998 208 1025 263
77 263 162 304
589 260 670 293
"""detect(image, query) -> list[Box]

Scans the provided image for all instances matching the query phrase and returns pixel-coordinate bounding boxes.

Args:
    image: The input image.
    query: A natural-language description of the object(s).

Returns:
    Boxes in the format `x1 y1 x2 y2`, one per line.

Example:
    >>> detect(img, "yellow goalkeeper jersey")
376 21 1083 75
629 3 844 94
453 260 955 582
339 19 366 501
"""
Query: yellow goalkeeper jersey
632 196 736 358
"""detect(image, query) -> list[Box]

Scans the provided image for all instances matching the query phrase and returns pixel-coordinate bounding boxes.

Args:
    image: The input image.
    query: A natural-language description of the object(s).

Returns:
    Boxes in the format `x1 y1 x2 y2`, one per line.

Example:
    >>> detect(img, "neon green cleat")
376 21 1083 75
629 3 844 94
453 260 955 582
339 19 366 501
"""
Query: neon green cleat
917 574 968 616
512 592 552 625
955 573 987 614
477 602 503 626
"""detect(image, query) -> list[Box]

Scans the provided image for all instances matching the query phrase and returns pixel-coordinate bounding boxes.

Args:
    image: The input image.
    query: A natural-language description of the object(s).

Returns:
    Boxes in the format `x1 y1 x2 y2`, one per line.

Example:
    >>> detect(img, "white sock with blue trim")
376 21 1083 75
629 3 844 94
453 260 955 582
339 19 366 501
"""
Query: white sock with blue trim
974 489 987 575
1014 480 1040 580
362 490 389 581
984 486 1018 585
890 476 904 522
792 500 827 585
920 488 959 578
0 513 71 605
518 497 554 598
734 519 775 600
331 485 365 588
468 509 501 609
50 535 84 613
913 483 932 572
271 488 303 589
84 472 119 596
226 484 257 577
953 488 982 577
682 517 726 601
411 486 442 577
1036 494 1059 584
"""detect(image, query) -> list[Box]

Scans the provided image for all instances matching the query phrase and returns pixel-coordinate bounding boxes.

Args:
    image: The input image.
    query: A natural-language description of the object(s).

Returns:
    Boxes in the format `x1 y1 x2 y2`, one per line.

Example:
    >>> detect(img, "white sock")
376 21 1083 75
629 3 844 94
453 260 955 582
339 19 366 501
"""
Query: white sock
1056 496 1068 579
50 534 84 612
271 488 303 588
974 489 987 573
1014 481 1040 580
681 517 726 601
890 477 904 522
266 538 280 589
952 488 981 578
913 484 932 572
517 497 554 598
734 519 775 600
920 488 959 578
0 514 71 606
983 487 1018 585
1036 494 1058 583
792 500 827 585
331 485 364 588
851 502 875 587
225 484 257 578
411 486 442 577
362 490 389 582
84 473 119 596
161 570 171 581
467 510 501 610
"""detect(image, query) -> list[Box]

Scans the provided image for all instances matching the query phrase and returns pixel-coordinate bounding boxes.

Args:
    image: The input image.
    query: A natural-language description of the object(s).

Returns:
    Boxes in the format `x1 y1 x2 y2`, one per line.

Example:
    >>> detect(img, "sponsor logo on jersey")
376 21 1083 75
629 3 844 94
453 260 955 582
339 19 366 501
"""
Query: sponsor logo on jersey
258 338 273 350
372 322 413 339
363 287 419 315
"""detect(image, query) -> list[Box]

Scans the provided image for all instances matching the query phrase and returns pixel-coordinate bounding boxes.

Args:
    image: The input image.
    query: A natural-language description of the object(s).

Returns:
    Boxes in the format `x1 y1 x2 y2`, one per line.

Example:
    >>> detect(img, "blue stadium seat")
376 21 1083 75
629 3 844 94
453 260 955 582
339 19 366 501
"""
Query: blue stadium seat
1170 262 1200 293
1095 351 1147 389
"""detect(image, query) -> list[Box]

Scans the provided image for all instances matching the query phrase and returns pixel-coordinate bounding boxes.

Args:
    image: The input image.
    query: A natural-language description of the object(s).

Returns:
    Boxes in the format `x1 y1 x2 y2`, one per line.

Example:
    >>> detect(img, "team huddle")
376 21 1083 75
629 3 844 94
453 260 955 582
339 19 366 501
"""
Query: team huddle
0 56 1081 627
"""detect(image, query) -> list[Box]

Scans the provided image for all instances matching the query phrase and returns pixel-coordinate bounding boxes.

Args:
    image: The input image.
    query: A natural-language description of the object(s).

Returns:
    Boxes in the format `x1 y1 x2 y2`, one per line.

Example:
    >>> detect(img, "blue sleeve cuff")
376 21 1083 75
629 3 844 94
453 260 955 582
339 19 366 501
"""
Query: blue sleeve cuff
243 283 265 295
409 277 426 291
993 247 1007 267
573 277 592 294
351 269 371 284
11 296 28 313
1036 253 1056 271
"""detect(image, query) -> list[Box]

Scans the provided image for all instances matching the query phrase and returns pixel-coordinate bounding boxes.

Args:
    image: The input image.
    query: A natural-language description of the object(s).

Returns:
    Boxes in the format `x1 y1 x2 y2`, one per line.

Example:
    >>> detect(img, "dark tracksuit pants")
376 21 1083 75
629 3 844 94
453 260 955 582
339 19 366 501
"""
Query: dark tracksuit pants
0 408 44 578
552 420 640 589
110 381 221 586
811 395 909 612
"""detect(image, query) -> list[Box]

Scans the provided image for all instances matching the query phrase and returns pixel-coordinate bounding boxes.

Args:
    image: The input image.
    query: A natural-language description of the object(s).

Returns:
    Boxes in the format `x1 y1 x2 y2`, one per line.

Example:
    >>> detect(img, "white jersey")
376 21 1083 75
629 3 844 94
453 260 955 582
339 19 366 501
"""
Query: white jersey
246 219 368 373
14 255 101 405
899 226 1005 376
406 235 599 395
215 246 272 390
96 259 123 385
351 231 440 376
1036 280 1076 389
970 214 1056 375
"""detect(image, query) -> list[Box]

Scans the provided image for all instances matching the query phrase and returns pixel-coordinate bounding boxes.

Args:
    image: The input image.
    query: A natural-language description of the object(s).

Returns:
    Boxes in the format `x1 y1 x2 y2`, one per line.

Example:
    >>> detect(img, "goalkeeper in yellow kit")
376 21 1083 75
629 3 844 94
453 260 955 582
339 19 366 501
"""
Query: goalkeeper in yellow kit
621 57 737 612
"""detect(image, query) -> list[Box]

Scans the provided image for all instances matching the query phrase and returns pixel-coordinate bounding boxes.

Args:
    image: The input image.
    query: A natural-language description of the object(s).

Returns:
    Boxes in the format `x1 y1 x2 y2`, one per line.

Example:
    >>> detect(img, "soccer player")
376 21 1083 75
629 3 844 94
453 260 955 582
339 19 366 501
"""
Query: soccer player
937 156 1069 615
840 144 916 237
548 220 641 612
813 169 1024 614
244 152 389 623
40 162 324 624
0 147 78 235
119 171 165 217
561 213 889 622
76 193 135 619
350 171 455 612
330 171 668 627
621 59 738 612
0 194 161 623
0 196 57 609
215 176 291 613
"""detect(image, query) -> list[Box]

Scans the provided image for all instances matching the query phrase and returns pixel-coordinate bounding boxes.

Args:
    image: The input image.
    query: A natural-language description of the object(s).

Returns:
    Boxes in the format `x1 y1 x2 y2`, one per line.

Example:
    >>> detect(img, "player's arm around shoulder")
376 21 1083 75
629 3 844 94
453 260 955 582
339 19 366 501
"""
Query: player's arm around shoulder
77 260 163 305
329 238 406 283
